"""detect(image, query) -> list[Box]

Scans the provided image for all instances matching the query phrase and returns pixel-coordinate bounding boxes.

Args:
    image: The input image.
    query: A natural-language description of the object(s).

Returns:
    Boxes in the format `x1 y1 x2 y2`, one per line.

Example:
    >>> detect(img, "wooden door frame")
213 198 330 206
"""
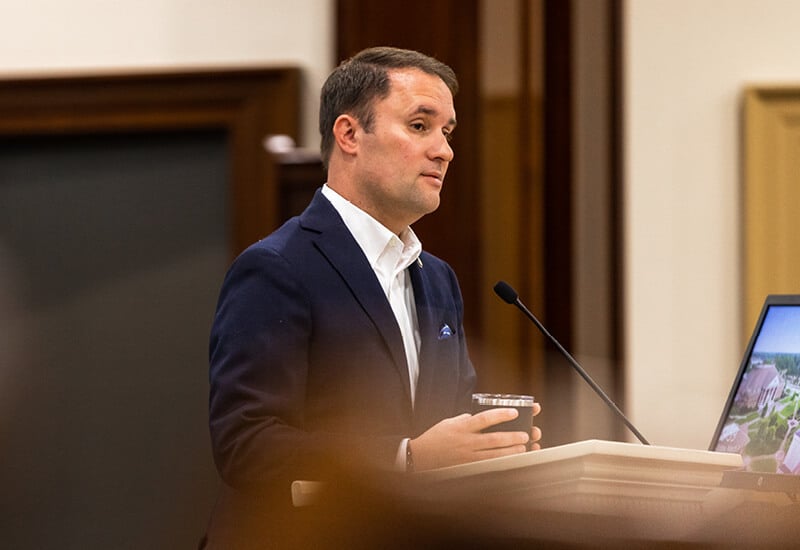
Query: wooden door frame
0 66 300 256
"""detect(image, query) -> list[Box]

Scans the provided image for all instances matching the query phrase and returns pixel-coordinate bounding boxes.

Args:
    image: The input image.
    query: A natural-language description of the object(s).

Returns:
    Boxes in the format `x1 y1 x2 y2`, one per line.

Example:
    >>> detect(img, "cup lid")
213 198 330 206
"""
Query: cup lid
472 393 534 407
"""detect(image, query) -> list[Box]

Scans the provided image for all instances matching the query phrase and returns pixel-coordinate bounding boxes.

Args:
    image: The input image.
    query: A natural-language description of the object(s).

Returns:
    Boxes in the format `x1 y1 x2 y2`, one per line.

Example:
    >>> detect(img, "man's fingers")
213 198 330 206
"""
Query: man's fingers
470 407 518 430
477 429 529 450
532 402 542 416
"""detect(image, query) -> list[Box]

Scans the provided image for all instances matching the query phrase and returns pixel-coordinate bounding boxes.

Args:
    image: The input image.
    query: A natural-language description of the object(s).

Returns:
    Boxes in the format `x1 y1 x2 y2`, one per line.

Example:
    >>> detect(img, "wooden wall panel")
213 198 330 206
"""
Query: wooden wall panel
743 86 800 335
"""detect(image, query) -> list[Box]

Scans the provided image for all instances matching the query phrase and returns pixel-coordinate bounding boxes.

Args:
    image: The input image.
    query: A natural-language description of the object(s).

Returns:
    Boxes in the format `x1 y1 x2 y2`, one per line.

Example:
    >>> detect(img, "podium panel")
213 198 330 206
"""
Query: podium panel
414 439 743 540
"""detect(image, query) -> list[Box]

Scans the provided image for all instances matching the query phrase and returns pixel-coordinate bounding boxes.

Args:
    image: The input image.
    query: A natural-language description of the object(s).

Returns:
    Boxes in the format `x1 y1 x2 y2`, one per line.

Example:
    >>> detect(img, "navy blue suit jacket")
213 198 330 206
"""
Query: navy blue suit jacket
205 190 476 544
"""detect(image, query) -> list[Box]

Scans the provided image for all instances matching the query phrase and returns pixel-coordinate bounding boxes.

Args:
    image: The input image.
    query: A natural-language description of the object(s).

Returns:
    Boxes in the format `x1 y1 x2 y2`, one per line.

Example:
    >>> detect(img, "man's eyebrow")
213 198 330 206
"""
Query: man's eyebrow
414 105 457 128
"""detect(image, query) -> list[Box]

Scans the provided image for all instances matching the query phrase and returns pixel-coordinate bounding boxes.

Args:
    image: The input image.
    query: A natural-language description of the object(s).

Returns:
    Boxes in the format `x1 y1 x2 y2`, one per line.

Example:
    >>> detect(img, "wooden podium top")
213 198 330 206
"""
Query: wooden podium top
417 438 743 482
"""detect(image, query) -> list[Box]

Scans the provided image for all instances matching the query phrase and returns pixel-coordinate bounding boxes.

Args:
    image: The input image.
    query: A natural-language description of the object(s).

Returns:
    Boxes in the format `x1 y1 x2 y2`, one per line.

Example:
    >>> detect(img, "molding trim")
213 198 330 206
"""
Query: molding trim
743 86 800 335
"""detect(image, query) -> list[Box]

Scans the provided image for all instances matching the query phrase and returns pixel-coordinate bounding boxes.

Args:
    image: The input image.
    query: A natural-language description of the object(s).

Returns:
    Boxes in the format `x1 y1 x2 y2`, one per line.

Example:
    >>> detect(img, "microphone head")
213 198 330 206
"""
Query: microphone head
493 281 518 304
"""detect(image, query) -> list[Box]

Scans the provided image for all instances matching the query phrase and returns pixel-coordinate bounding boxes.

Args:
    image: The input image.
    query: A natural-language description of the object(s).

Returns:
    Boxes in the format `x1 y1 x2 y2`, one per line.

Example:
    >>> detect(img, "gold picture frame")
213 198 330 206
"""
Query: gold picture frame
744 86 800 335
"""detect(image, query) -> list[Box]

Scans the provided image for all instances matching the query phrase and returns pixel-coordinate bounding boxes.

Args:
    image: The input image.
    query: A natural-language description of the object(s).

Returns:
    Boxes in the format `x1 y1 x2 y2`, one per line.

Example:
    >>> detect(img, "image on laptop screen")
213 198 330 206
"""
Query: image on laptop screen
710 295 800 476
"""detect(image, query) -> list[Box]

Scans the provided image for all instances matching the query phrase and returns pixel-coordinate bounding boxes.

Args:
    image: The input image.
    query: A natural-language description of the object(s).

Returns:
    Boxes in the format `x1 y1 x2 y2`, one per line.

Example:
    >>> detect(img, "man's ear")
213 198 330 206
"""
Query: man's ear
332 114 359 156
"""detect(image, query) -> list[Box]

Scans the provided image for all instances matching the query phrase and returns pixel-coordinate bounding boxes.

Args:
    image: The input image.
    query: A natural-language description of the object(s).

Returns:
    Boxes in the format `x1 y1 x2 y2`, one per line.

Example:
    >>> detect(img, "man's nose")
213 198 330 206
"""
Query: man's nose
431 133 454 162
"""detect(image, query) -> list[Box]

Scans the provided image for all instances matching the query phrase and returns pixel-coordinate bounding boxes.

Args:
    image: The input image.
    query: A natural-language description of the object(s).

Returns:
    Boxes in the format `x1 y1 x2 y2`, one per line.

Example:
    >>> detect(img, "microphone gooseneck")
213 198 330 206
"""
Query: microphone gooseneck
493 280 650 445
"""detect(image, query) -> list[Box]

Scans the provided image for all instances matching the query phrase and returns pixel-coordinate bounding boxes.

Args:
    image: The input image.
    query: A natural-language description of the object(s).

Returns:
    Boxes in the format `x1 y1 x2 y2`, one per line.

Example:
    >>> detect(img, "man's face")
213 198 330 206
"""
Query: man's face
354 68 456 234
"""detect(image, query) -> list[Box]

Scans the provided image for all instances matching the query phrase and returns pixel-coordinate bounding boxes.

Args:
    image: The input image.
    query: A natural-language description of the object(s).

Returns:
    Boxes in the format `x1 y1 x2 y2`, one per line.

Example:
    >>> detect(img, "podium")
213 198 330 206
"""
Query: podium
293 440 800 547
414 439 743 542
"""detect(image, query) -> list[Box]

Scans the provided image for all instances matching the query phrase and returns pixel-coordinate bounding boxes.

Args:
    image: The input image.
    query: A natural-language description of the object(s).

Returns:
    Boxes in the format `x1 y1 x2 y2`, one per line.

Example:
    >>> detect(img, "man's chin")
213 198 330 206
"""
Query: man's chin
422 197 441 216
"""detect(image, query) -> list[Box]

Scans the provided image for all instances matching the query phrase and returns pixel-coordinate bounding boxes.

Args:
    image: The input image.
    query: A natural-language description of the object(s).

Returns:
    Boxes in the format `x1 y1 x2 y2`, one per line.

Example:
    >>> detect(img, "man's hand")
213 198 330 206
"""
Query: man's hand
409 403 543 471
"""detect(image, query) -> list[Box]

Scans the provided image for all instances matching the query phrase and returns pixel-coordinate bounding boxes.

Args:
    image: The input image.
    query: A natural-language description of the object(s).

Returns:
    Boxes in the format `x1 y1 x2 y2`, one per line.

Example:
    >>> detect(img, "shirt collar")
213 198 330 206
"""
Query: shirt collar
321 184 422 271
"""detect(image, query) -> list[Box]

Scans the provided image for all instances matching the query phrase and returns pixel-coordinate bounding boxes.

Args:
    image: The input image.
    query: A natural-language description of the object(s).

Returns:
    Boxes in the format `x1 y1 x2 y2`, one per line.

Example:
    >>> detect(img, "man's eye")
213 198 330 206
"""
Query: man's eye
444 132 454 142
411 122 426 132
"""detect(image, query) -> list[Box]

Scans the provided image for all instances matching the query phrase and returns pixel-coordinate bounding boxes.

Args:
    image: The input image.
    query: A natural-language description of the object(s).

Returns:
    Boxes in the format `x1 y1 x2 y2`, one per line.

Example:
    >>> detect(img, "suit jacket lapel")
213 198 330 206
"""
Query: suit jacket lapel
409 259 438 423
300 191 413 405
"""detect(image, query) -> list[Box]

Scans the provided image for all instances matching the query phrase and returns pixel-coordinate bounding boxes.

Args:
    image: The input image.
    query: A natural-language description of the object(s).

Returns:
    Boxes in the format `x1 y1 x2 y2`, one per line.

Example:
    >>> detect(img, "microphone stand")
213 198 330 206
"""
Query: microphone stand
495 281 650 445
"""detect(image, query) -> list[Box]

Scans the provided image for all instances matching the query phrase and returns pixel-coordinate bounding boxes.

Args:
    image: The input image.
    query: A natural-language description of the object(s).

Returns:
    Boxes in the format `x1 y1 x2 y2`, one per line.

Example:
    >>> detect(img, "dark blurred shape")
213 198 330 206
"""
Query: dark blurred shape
0 130 225 549
264 134 326 223
0 242 28 433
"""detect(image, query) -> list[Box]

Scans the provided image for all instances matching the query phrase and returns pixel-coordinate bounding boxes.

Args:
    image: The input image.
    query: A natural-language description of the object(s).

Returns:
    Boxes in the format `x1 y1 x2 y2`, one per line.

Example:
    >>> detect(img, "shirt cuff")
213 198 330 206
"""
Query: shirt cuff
395 437 410 471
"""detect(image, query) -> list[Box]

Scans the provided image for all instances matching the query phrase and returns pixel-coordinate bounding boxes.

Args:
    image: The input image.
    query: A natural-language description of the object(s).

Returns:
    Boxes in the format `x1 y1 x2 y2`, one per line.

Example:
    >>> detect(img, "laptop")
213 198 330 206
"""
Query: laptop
709 294 800 494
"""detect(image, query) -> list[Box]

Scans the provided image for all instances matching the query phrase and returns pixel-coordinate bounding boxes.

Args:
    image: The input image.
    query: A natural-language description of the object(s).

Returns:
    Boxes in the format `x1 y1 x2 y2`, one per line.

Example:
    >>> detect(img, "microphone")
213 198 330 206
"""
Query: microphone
493 280 650 445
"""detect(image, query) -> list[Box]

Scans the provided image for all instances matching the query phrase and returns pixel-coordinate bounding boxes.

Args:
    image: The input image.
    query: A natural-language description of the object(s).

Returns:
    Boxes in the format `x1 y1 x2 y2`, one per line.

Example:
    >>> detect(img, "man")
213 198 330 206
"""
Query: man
203 47 542 548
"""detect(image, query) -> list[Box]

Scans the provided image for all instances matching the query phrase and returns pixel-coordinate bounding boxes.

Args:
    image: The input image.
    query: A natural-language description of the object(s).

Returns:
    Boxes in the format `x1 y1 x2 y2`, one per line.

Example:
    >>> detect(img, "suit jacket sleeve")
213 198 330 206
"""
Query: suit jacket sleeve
208 244 403 493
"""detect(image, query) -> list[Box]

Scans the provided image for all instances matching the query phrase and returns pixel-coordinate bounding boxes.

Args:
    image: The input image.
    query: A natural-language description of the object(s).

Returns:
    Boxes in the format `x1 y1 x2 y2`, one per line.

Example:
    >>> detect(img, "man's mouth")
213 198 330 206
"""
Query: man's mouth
422 171 444 184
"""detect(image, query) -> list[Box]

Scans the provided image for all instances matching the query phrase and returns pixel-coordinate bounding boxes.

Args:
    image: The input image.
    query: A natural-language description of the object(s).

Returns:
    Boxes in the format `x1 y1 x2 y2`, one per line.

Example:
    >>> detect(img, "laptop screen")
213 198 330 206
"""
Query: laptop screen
710 295 800 480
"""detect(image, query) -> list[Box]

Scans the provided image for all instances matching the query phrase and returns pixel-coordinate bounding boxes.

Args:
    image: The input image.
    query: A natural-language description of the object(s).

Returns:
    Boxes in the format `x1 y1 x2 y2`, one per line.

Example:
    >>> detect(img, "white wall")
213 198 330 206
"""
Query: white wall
624 0 800 449
0 0 334 148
